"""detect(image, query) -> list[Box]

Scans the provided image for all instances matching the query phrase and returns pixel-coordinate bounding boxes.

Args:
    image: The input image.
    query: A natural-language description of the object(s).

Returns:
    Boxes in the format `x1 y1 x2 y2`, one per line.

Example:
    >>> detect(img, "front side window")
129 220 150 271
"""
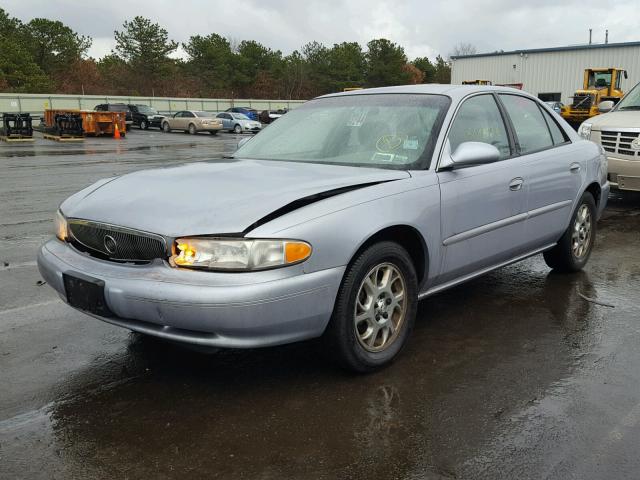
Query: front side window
448 94 511 159
500 95 553 154
235 94 451 170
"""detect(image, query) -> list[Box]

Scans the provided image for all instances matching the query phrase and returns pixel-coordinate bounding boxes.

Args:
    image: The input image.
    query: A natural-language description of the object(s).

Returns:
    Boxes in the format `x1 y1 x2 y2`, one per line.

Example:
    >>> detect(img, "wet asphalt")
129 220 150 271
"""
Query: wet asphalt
1 130 639 479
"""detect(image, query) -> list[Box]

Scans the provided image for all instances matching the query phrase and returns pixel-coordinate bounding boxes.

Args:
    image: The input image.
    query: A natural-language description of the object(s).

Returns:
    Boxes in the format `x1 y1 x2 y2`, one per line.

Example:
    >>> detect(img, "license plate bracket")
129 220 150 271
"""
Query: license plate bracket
63 272 113 317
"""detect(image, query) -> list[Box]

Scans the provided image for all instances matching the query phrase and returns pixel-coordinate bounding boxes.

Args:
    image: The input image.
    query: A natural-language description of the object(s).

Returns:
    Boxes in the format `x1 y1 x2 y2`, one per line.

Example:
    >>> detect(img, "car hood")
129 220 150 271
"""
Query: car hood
589 110 640 129
61 159 410 237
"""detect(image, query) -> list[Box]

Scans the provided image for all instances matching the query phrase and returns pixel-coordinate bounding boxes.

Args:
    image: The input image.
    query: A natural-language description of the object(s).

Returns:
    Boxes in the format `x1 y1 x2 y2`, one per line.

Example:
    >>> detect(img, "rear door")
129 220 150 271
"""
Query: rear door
498 94 580 250
437 93 529 283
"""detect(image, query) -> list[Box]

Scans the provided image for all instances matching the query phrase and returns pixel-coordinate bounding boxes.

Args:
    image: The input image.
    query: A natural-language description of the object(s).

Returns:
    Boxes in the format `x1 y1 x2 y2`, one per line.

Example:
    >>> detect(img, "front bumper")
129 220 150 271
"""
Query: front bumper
607 155 640 191
38 239 344 348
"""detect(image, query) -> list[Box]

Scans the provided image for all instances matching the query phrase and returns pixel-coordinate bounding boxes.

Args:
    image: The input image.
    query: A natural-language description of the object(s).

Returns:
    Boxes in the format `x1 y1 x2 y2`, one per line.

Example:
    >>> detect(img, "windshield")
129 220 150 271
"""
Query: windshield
235 94 450 170
588 71 612 88
232 113 250 120
616 83 640 110
136 105 158 114
195 111 215 117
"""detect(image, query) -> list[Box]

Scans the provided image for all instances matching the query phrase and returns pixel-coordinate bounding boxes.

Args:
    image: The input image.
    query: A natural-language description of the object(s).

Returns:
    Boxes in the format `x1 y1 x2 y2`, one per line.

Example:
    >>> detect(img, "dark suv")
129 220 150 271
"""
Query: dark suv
127 104 165 130
94 103 133 129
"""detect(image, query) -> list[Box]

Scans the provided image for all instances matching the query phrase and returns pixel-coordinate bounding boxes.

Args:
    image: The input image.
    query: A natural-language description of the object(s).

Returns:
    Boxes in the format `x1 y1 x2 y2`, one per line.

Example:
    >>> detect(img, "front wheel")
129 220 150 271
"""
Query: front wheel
188 123 197 135
233 124 242 134
543 192 596 272
325 241 418 373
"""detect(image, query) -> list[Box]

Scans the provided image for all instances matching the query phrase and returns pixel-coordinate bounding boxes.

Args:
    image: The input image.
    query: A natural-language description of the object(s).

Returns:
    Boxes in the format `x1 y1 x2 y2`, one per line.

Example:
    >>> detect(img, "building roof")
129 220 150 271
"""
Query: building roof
451 40 640 60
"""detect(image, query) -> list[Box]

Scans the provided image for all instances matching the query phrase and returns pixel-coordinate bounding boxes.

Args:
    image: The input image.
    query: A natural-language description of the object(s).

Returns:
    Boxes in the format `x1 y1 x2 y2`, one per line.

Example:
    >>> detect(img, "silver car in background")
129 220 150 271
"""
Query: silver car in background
216 112 262 134
38 85 608 372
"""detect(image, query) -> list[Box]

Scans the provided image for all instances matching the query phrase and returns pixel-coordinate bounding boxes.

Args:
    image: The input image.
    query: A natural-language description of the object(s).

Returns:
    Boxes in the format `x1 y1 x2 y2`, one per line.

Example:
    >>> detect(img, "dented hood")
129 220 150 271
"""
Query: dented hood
61 159 409 237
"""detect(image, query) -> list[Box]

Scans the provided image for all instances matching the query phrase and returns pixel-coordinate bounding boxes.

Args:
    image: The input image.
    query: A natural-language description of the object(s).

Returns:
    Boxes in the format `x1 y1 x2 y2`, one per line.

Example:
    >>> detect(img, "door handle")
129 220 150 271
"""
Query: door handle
509 177 524 191
570 163 581 173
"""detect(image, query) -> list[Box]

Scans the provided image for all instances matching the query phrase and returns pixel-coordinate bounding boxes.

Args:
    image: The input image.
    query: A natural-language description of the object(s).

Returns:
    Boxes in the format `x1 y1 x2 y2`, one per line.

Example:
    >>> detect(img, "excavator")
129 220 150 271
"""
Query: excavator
561 68 628 124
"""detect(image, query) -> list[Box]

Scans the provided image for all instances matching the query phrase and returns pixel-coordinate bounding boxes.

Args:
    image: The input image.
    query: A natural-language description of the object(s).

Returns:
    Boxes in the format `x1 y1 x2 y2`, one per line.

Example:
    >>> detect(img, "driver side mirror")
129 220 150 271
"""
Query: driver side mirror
598 101 614 113
441 141 501 170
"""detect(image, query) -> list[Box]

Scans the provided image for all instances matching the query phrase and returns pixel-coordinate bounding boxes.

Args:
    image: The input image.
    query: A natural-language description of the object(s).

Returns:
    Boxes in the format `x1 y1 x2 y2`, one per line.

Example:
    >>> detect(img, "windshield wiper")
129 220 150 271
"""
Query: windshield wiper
619 105 640 110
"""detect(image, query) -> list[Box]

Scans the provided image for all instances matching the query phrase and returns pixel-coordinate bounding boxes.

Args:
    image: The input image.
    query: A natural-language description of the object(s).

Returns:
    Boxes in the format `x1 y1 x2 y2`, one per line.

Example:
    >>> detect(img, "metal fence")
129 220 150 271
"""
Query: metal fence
0 93 306 117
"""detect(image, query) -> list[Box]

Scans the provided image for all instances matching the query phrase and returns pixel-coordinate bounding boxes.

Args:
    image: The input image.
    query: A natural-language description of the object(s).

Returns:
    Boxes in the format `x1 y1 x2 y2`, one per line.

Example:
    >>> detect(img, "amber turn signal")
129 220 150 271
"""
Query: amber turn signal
285 242 312 263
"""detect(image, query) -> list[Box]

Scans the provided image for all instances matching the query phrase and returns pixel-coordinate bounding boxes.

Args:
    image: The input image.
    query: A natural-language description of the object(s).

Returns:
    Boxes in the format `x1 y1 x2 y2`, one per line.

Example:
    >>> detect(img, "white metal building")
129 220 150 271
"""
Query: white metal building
451 41 640 104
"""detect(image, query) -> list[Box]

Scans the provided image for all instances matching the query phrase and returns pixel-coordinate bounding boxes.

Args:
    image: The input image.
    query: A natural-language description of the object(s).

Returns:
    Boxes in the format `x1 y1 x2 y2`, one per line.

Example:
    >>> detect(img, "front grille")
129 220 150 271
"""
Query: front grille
600 130 640 158
68 220 168 263
571 95 593 110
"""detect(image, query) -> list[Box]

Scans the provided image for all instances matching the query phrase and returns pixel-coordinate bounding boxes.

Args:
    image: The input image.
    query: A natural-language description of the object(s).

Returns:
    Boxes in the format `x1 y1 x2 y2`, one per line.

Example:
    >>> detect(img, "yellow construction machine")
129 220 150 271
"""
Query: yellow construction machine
561 68 628 123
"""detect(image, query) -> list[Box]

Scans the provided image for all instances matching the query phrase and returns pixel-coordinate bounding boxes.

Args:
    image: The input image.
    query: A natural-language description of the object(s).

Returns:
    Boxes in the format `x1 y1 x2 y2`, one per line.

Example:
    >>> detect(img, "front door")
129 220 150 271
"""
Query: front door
437 93 529 283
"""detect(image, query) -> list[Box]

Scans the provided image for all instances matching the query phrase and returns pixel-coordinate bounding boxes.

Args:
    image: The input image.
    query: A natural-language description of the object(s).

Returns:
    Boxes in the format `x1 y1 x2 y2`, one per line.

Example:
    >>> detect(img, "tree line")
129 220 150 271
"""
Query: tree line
0 9 453 99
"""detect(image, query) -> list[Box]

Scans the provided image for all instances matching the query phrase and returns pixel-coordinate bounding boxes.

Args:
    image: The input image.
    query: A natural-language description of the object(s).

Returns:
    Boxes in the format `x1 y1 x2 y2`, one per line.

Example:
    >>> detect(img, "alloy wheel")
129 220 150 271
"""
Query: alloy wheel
354 262 407 352
572 204 592 258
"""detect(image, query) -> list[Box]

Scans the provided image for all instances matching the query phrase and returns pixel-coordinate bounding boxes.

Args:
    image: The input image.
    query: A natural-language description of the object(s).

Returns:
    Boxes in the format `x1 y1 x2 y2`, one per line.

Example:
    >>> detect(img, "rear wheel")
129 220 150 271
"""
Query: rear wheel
543 192 596 272
140 119 148 130
162 122 171 133
233 124 242 134
325 241 418 373
188 123 197 135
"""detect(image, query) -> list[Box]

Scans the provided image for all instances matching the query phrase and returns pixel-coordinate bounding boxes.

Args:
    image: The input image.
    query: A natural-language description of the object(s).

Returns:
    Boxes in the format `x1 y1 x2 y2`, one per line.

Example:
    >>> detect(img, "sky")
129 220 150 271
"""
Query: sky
3 0 639 60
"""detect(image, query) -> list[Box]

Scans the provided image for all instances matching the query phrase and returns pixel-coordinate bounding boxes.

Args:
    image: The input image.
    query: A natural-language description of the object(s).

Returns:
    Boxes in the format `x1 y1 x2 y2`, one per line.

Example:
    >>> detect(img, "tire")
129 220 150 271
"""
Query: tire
188 123 197 135
325 241 418 373
209 131 217 135
140 120 148 130
543 191 596 272
233 124 242 134
162 122 171 133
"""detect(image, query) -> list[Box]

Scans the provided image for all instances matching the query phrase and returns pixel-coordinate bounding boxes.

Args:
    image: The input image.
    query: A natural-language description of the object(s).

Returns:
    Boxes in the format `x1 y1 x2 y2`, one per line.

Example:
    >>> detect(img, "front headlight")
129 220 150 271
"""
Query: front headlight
55 210 68 241
170 238 312 271
578 122 592 139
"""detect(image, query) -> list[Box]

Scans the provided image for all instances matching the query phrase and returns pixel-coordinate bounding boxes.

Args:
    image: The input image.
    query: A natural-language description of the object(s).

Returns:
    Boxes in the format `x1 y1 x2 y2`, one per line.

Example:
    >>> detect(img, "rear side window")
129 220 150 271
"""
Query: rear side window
448 94 511 159
500 95 553 153
540 108 568 145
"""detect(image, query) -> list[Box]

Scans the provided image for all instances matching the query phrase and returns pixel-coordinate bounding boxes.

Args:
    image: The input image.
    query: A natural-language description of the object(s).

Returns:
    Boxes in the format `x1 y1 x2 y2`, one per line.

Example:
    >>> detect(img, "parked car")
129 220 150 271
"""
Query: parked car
577 81 640 191
259 108 288 124
216 112 262 133
225 106 259 121
161 111 223 134
94 103 133 129
127 104 165 130
545 101 564 114
39 85 608 372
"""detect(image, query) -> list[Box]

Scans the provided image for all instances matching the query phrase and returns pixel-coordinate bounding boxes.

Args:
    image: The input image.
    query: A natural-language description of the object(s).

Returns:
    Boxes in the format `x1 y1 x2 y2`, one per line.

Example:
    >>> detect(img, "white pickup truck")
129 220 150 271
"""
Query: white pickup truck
578 82 640 192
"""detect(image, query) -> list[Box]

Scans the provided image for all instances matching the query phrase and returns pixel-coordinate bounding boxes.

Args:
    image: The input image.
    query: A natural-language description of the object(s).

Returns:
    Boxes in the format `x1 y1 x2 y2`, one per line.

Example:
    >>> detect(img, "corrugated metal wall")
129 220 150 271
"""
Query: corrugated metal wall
451 45 640 104
0 93 306 116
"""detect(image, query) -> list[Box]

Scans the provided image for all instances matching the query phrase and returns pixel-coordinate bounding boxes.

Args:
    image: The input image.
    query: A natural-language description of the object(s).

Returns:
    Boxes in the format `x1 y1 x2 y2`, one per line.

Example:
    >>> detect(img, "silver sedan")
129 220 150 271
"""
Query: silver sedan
38 85 608 372
216 112 262 134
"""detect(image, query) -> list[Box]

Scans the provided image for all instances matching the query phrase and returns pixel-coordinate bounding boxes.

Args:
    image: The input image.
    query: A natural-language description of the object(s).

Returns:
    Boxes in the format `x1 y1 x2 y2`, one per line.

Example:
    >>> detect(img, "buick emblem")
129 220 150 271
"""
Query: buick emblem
103 235 117 254
631 137 640 151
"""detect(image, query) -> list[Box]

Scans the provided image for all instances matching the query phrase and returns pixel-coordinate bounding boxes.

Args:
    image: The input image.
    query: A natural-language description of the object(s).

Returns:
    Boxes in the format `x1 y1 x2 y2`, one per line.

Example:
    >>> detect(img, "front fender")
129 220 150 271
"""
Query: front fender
248 173 443 285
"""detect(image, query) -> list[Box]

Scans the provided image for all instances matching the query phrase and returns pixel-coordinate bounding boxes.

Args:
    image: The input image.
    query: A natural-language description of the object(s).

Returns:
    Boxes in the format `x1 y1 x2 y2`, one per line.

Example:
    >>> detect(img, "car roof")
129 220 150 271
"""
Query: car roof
317 84 540 102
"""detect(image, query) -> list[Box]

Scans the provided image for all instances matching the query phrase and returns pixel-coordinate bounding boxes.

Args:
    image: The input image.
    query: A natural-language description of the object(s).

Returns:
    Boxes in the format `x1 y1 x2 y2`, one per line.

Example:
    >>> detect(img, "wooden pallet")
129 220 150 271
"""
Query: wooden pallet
0 135 34 143
43 133 84 142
